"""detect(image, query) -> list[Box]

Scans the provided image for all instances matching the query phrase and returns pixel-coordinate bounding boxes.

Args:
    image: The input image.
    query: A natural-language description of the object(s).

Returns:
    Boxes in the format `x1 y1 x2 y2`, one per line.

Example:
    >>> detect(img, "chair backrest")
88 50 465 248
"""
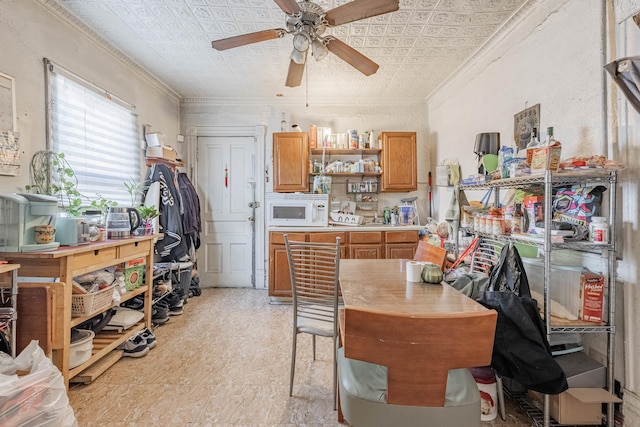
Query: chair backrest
413 240 448 271
470 238 504 275
284 235 341 333
342 307 497 407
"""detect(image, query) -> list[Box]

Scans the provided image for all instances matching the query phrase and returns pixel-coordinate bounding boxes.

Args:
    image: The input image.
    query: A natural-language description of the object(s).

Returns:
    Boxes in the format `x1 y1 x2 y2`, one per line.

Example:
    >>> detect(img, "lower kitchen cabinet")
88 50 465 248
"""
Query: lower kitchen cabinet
349 231 383 259
385 230 419 259
269 229 419 297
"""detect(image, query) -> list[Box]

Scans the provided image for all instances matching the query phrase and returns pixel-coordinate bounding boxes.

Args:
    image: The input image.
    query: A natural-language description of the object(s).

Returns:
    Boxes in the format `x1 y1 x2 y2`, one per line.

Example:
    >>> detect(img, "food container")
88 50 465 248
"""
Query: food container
330 212 364 225
69 329 95 369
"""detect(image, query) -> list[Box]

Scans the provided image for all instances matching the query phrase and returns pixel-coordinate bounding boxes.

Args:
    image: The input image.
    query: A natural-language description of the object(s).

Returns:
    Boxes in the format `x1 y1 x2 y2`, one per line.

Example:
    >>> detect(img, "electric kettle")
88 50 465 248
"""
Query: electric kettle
106 207 141 239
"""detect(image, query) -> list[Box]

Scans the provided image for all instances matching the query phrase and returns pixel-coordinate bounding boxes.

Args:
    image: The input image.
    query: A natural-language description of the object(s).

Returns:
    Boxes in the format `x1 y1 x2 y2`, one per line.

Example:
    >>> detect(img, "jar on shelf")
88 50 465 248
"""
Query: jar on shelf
589 217 608 243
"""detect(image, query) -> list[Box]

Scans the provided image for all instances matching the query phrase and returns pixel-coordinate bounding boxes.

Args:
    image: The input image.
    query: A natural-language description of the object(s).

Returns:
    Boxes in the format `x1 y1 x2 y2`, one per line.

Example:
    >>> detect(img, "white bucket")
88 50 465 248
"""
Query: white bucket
69 329 95 369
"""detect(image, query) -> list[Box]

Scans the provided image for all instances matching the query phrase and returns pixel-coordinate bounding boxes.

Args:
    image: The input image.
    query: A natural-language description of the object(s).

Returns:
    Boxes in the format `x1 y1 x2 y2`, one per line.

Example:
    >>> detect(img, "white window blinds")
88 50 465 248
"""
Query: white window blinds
46 59 140 206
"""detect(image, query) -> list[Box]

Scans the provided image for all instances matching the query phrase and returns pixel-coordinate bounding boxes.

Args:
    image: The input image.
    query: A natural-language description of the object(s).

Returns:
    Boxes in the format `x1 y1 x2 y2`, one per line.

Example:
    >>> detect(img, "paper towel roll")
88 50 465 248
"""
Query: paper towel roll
406 261 423 282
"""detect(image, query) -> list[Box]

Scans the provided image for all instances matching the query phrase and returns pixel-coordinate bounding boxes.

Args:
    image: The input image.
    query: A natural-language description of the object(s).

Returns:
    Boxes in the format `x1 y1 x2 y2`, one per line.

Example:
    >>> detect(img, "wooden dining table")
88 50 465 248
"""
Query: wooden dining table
337 258 497 412
339 258 491 318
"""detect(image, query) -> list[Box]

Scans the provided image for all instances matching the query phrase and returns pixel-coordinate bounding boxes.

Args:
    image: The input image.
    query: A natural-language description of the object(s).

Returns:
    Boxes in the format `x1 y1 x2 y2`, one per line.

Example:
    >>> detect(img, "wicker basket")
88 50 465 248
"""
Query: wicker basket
71 285 114 317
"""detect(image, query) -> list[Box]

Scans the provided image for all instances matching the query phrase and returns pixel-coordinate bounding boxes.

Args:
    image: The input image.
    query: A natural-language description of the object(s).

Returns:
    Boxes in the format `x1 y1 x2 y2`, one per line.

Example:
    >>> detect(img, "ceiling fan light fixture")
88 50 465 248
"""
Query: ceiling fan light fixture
311 37 329 61
292 33 310 52
291 47 307 64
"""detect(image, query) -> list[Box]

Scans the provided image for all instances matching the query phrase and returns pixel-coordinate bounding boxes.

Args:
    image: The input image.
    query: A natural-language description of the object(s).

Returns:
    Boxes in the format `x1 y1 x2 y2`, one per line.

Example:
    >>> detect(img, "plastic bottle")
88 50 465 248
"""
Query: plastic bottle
589 217 608 243
383 208 391 225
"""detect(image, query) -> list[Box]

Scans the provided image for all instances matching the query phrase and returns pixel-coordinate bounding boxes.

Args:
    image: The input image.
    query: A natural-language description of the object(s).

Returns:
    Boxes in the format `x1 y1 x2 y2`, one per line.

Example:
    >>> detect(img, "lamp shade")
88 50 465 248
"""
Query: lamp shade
474 132 500 156
291 47 307 65
312 38 329 61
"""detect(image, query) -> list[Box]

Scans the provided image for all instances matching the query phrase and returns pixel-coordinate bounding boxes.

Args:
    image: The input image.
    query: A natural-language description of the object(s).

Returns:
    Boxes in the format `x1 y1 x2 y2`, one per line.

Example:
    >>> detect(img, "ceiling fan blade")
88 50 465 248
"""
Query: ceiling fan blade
211 29 286 51
274 0 301 15
325 0 399 27
285 60 305 87
326 37 379 76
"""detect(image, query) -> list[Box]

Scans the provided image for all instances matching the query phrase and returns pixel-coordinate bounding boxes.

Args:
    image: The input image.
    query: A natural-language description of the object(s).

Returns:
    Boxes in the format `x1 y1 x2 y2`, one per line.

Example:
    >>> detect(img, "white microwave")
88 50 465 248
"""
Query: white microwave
266 193 329 227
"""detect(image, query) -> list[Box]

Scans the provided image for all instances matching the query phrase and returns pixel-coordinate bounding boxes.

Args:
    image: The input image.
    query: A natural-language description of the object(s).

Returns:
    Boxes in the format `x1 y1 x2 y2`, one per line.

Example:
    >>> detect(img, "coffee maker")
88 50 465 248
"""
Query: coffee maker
474 132 500 175
0 194 60 252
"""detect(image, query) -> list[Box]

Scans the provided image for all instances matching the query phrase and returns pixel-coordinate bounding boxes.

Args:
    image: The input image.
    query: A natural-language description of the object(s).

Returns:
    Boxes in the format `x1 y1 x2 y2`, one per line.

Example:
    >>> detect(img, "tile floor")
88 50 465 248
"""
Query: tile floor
68 288 534 426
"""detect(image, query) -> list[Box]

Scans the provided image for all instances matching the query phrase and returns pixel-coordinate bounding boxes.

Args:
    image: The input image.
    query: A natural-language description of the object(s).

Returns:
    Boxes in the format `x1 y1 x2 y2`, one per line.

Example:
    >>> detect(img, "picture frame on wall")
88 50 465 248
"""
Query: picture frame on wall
514 103 540 150
0 72 16 132
0 72 20 176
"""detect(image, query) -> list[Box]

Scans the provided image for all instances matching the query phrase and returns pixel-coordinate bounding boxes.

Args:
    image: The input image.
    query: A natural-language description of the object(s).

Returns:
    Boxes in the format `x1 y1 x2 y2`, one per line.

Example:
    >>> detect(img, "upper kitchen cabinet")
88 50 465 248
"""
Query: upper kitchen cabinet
380 132 417 192
273 132 309 192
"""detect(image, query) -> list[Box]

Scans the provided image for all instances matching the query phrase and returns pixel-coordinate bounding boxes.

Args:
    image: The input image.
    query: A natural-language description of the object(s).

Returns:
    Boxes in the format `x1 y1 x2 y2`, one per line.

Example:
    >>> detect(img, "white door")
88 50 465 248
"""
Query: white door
196 134 257 287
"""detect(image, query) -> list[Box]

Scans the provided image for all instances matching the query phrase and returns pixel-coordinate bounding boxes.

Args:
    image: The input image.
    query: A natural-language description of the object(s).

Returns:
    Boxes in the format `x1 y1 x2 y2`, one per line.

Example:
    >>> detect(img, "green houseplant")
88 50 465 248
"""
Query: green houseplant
26 151 116 216
136 205 160 235
26 151 84 216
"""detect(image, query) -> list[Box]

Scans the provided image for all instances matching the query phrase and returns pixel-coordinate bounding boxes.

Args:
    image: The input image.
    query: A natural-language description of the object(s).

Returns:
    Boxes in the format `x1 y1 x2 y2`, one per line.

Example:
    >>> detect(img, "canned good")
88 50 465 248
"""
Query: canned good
492 217 504 236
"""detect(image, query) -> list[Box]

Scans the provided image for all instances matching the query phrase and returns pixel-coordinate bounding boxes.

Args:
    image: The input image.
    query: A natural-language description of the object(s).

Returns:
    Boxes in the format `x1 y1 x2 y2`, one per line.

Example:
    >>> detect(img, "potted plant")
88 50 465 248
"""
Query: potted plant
26 151 85 216
26 151 116 217
136 205 159 235
123 177 145 206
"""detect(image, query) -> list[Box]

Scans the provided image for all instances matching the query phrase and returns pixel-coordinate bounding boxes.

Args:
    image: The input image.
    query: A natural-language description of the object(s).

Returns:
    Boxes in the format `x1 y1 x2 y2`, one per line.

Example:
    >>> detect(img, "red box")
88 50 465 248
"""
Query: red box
579 271 605 323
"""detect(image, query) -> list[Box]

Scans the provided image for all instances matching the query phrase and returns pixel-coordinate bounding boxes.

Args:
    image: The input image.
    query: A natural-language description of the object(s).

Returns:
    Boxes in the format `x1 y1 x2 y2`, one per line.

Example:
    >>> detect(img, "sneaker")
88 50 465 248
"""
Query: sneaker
138 328 157 349
152 300 170 325
169 301 183 316
118 334 149 358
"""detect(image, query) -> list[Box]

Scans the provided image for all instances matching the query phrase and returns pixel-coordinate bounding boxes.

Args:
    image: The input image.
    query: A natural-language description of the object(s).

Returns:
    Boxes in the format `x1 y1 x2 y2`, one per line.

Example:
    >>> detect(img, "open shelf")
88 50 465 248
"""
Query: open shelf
310 148 381 155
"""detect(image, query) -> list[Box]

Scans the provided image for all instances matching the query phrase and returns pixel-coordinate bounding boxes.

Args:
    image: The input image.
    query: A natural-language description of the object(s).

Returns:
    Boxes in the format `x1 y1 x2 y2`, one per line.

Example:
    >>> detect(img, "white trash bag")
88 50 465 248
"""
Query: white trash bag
0 340 77 427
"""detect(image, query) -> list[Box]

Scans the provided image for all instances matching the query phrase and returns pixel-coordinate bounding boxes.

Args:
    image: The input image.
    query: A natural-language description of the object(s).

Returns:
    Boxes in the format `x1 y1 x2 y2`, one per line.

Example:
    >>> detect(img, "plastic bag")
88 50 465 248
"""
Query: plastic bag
0 341 77 427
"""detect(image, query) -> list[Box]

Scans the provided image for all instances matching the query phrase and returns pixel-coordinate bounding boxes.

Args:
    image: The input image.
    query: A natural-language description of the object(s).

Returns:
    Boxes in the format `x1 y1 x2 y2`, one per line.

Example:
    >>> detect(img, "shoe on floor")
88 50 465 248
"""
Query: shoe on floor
169 303 183 316
152 300 170 324
138 328 157 349
118 334 150 357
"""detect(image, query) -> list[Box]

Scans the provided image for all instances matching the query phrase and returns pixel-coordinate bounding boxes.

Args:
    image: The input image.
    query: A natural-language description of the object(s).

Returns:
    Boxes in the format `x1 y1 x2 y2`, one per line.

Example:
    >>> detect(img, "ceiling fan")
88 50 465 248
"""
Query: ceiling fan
211 0 400 88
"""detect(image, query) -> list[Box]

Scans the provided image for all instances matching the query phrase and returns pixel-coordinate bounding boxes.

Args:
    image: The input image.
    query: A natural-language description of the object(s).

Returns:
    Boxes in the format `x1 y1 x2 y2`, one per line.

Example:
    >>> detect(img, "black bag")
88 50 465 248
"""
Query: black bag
478 244 568 395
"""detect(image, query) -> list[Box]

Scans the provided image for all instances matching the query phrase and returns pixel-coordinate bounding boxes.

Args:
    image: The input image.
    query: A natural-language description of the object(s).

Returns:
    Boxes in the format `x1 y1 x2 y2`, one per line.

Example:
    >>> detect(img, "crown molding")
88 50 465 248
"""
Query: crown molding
36 0 181 104
180 97 426 107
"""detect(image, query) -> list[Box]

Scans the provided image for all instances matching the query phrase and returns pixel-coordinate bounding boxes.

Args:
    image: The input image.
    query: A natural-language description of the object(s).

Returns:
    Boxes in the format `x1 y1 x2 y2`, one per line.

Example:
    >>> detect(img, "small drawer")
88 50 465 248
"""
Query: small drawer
349 231 383 244
117 240 152 259
309 232 346 244
385 230 419 243
270 232 306 245
70 247 117 271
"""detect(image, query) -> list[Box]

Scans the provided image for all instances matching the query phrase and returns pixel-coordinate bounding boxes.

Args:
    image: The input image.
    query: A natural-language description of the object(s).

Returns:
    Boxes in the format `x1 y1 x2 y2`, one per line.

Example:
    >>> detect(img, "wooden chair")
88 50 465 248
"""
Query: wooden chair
284 235 341 409
337 307 497 427
413 240 448 271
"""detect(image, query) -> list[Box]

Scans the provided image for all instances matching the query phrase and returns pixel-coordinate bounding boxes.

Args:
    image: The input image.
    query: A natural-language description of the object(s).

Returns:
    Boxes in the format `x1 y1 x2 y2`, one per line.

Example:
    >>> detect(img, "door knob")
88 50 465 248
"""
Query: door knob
248 216 254 222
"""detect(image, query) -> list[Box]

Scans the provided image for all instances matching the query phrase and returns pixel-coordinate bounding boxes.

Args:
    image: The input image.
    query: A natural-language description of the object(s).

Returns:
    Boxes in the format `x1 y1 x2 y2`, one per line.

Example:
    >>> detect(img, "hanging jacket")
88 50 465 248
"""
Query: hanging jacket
177 172 202 250
144 164 189 262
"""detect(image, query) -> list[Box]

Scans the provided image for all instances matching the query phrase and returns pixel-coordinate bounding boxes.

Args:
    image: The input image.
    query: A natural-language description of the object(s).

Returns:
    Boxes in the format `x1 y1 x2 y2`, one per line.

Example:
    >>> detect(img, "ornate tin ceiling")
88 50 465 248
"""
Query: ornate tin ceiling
43 0 532 103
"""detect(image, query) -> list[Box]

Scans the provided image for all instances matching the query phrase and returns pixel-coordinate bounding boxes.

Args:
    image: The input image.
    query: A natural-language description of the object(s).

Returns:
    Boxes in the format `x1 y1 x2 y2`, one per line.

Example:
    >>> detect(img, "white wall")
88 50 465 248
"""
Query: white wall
428 0 640 423
0 0 180 194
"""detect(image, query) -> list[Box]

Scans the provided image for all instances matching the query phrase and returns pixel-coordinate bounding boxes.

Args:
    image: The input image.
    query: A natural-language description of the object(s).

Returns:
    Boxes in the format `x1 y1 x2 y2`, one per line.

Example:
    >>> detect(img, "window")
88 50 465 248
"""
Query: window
45 59 140 206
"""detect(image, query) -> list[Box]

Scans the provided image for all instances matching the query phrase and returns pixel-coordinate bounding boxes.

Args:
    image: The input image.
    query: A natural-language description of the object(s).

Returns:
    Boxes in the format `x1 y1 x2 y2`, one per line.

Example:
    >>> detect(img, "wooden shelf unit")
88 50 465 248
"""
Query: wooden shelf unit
0 234 157 387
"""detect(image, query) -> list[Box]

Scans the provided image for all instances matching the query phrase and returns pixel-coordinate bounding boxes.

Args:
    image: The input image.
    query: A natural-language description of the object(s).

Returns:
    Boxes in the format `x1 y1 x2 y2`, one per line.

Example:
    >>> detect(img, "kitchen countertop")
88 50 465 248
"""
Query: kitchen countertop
268 224 425 232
